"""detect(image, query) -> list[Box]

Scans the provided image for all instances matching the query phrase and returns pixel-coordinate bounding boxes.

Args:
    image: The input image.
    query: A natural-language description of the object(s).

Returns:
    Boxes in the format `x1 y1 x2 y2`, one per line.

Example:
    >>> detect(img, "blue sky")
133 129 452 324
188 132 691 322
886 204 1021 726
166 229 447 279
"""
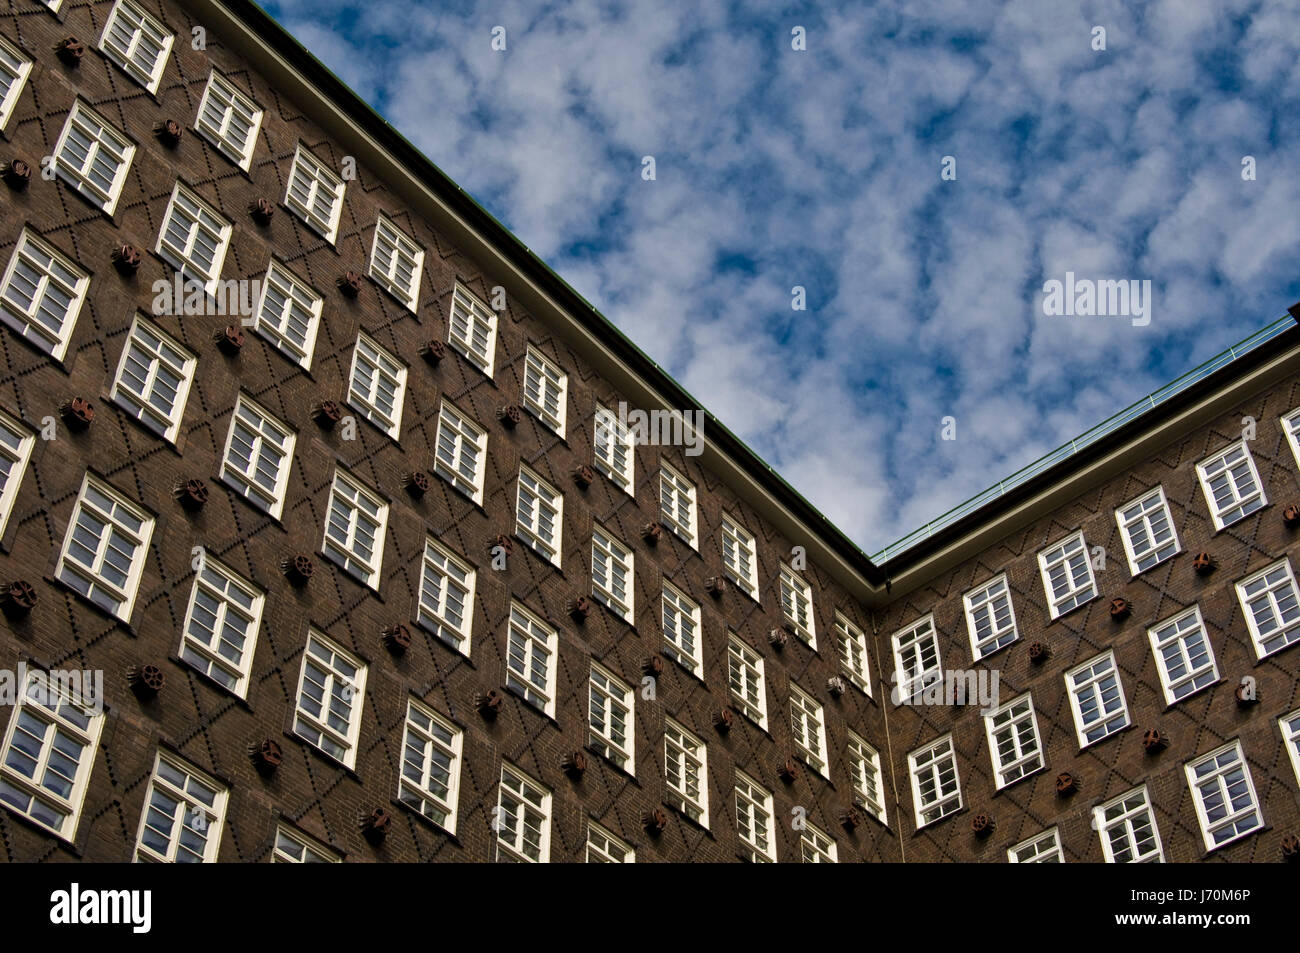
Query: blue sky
262 0 1300 554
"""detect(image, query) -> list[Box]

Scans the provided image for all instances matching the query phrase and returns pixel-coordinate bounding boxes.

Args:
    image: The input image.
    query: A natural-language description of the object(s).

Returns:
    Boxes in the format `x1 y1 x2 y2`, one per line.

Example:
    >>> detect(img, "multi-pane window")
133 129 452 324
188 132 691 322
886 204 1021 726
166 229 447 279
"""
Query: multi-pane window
1038 530 1097 618
156 183 232 295
179 554 263 698
1116 486 1181 574
416 538 475 655
110 315 196 442
1065 651 1130 747
790 685 828 777
219 395 295 518
588 664 634 772
892 615 942 703
496 764 551 863
586 822 633 863
523 346 567 436
252 261 322 368
134 751 228 863
515 466 563 567
194 70 262 169
55 474 154 622
347 332 407 439
963 574 1018 659
1279 710 1300 786
1235 559 1300 658
1148 606 1218 704
909 735 962 828
591 525 633 621
322 470 388 589
593 405 634 493
734 771 775 862
0 35 32 132
984 693 1043 788
1283 407 1300 470
1008 828 1063 863
661 583 703 676
284 144 344 242
0 409 35 537
801 823 838 863
846 731 886 823
1197 441 1267 530
433 401 487 503
448 284 498 375
292 632 367 769
779 564 816 648
272 825 339 863
720 514 759 598
664 719 707 825
98 0 173 93
0 231 89 360
658 461 697 545
1094 786 1163 863
0 673 103 841
368 214 423 310
727 634 767 727
833 613 871 694
506 602 558 716
52 101 135 213
398 699 462 833
1186 741 1262 852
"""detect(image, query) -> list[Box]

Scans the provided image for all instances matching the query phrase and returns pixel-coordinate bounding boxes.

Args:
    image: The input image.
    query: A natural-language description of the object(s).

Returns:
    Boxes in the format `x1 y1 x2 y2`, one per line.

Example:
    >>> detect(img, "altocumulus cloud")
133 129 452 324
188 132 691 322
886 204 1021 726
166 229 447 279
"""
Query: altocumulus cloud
265 0 1300 554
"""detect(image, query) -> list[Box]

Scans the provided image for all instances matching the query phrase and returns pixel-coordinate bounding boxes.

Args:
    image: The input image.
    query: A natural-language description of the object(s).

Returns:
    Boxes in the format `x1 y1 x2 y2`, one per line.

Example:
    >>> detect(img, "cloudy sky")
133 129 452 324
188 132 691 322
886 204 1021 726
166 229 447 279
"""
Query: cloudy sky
263 0 1300 558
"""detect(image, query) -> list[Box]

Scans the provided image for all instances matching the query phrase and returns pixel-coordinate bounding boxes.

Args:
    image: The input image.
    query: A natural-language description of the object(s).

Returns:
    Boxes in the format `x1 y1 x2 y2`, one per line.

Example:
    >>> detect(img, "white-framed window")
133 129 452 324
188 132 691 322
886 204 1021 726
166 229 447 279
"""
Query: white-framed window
1094 786 1163 863
1197 441 1267 530
1282 407 1300 470
734 771 775 862
892 615 942 703
833 612 871 694
661 582 703 676
801 822 838 863
496 764 551 863
272 825 339 863
55 474 154 622
593 405 634 494
398 698 462 833
727 634 766 727
99 0 173 93
0 672 103 842
506 602 557 716
252 261 321 369
0 230 90 360
586 822 633 863
321 469 388 589
657 461 698 546
447 284 498 376
110 314 196 442
0 35 33 132
963 574 1018 659
416 537 475 655
193 69 262 169
1235 559 1300 658
1038 531 1097 619
909 735 962 828
779 564 816 648
515 465 563 567
347 332 407 439
52 100 135 213
1186 740 1262 852
1279 709 1300 787
790 684 828 777
664 719 707 826
591 525 633 622
1008 828 1063 863
433 401 487 503
292 631 367 769
134 751 228 863
1065 651 1130 747
720 514 759 598
1148 605 1218 704
156 182 233 296
846 731 886 823
1116 486 1181 575
0 409 35 537
284 144 344 242
588 664 634 772
984 692 1043 788
180 554 264 698
219 394 295 519
522 345 567 436
368 214 423 311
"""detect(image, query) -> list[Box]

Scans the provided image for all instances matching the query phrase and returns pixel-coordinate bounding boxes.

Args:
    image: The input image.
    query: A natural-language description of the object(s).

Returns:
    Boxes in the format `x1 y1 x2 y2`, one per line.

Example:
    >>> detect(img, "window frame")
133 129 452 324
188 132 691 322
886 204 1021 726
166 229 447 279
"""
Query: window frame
1115 485 1181 576
109 313 196 443
368 213 424 311
98 0 174 93
505 601 558 717
984 692 1043 789
432 400 487 504
1185 740 1263 853
415 536 476 656
52 100 135 214
1065 650 1130 748
664 718 708 827
779 563 816 649
218 393 296 519
398 697 463 834
522 345 567 437
727 633 767 728
661 582 703 676
1282 407 1300 470
1279 709 1300 788
908 734 962 829
291 631 368 770
892 615 942 703
720 513 759 598
193 68 262 170
1094 785 1164 863
133 750 228 863
320 468 389 590
846 730 886 823
593 404 635 495
790 683 829 778
0 408 35 538
515 465 563 568
179 553 264 699
800 822 838 863
283 143 344 243
962 574 1019 660
1008 828 1063 863
272 824 340 863
447 283 498 376
54 473 154 622
588 663 634 773
0 230 91 360
1147 605 1219 705
0 34 33 132
1037 530 1097 619
346 330 407 439
833 612 872 695
251 260 322 369
591 524 634 622
495 763 551 863
1196 440 1267 531
586 822 634 863
734 770 775 862
1235 558 1300 659
155 181 233 297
